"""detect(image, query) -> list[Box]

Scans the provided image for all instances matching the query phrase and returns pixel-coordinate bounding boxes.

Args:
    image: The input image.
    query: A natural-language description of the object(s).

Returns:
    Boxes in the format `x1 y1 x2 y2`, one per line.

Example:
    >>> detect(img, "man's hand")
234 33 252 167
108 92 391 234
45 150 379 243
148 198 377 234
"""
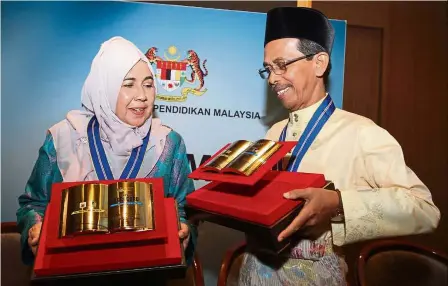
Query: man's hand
278 188 339 242
28 222 42 255
178 222 190 249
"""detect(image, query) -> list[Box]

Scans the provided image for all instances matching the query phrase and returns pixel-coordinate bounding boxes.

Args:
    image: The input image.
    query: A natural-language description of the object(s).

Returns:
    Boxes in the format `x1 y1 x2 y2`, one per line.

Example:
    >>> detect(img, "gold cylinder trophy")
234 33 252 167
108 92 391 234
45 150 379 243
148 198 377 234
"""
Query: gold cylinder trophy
225 139 281 176
59 181 154 237
203 140 253 171
59 184 109 237
200 139 282 176
108 181 154 232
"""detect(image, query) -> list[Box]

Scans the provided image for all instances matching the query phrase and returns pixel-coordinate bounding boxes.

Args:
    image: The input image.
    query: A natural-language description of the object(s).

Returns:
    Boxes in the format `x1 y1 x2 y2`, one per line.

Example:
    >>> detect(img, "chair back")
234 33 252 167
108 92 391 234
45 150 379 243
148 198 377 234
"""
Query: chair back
167 253 205 286
1 222 33 286
217 242 247 286
356 240 448 286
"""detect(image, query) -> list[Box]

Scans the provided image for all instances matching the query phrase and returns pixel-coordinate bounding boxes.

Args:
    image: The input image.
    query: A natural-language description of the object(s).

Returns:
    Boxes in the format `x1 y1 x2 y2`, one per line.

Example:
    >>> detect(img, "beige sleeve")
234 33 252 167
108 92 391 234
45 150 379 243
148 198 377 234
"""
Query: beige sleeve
331 125 440 246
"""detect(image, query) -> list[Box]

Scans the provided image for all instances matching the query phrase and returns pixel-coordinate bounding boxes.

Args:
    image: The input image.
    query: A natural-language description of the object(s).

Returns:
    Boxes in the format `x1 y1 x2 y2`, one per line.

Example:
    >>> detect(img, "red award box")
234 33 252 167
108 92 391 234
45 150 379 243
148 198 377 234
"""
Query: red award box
32 178 185 285
185 140 334 253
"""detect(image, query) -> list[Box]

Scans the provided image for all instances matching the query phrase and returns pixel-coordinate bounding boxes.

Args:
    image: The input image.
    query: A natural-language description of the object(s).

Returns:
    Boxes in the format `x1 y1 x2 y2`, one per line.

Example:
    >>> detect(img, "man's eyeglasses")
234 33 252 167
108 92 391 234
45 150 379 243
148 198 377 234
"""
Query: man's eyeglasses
258 54 315 79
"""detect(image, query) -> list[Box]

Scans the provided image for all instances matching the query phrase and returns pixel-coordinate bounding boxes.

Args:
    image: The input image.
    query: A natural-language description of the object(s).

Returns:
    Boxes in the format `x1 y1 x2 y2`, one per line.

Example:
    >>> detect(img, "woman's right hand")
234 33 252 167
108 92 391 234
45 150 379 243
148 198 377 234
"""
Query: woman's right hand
28 222 42 255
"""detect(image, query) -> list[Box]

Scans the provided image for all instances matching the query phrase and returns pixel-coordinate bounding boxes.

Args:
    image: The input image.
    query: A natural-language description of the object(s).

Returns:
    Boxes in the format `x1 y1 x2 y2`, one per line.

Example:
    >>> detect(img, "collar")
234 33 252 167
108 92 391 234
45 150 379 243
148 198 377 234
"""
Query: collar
288 94 328 129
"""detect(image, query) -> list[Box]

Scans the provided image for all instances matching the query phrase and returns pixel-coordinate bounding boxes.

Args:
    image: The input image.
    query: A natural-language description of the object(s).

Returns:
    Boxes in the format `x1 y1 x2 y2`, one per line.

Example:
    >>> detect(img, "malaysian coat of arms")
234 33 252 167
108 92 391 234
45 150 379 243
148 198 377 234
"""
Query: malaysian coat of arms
145 45 208 102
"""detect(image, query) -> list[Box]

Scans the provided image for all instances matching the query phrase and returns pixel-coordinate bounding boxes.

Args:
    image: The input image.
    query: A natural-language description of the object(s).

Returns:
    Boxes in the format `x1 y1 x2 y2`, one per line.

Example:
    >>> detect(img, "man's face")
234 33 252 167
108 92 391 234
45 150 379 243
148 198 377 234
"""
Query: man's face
263 38 317 111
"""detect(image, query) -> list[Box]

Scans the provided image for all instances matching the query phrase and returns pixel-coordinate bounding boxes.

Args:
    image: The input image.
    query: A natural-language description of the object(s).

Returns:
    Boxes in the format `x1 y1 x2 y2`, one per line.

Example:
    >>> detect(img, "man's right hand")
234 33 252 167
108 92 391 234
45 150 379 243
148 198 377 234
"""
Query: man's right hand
28 222 42 256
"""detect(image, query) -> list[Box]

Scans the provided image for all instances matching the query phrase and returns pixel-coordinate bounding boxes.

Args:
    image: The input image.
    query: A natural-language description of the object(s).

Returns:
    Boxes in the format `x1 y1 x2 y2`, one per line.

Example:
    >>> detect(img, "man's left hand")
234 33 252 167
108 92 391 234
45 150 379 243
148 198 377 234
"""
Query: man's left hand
178 222 190 249
278 188 340 242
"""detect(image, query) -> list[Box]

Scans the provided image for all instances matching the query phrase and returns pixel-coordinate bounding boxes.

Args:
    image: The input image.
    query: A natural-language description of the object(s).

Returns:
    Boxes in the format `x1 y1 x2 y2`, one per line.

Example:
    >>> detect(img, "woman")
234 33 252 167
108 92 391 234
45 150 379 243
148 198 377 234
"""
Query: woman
16 36 197 266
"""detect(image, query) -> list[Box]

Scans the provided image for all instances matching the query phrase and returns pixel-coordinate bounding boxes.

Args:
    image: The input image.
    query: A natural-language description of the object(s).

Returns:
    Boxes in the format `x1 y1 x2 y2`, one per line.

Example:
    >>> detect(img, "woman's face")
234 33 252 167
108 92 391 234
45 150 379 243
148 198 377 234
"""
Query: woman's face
115 60 155 127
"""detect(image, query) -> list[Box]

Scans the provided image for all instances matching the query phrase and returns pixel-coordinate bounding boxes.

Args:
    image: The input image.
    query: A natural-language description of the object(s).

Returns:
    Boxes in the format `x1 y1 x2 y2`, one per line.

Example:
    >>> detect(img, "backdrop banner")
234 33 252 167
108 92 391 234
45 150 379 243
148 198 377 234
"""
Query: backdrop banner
2 2 346 284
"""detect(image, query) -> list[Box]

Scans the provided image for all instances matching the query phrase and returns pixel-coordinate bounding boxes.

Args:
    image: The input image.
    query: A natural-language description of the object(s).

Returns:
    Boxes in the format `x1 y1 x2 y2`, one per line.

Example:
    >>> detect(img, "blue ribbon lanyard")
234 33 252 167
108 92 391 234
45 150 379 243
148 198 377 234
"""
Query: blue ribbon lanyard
276 95 335 172
87 116 150 180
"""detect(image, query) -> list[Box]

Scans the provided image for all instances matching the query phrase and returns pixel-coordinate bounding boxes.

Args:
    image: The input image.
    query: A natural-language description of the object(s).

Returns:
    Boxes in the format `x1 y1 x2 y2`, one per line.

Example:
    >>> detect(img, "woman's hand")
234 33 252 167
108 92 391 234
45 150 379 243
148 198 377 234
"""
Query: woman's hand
28 222 42 255
178 222 190 250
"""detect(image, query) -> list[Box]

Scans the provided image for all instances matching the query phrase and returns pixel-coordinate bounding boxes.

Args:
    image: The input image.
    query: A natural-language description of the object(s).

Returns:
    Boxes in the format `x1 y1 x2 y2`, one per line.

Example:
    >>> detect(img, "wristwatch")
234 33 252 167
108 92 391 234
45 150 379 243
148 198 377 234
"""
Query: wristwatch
331 189 345 223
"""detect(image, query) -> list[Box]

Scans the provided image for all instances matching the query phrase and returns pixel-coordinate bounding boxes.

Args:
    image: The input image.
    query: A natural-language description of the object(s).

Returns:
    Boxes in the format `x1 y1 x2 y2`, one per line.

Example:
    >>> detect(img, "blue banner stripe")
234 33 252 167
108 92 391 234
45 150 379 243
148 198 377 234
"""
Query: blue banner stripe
288 98 334 171
87 118 106 180
92 118 114 180
93 120 109 179
120 147 139 179
129 128 150 179
87 116 151 180
275 126 288 170
278 96 335 172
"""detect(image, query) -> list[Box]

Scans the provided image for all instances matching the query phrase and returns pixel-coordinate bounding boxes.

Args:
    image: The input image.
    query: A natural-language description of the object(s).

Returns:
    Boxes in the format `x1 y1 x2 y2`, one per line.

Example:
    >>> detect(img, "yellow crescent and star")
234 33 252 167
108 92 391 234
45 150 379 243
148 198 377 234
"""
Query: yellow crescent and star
164 45 181 61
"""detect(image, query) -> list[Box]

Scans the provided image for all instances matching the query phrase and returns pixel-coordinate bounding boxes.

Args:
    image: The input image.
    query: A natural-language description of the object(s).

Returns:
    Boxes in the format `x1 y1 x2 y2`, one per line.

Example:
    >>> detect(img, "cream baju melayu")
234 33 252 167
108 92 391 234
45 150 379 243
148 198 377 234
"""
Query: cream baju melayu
237 95 440 286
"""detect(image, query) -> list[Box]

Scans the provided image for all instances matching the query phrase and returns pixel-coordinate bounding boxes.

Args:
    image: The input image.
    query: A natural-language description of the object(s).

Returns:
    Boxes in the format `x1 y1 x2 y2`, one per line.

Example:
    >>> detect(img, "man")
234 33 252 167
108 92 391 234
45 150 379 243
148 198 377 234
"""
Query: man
237 7 440 286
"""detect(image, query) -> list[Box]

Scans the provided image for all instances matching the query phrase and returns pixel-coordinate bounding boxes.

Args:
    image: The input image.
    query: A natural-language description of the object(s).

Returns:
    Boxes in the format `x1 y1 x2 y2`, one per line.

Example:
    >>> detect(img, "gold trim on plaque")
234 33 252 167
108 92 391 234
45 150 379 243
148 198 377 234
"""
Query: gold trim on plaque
59 189 69 237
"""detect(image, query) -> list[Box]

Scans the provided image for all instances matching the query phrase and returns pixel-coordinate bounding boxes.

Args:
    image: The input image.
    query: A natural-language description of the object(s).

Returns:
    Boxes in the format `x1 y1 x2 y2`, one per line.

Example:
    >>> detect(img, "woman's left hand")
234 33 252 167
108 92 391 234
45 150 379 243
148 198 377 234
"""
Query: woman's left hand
178 222 190 249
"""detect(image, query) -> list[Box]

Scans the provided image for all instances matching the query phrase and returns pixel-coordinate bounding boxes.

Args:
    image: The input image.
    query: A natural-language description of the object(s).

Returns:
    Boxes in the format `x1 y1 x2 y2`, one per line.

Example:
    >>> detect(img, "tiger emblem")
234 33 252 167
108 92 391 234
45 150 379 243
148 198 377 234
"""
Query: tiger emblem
145 46 208 93
145 47 162 65
184 50 208 91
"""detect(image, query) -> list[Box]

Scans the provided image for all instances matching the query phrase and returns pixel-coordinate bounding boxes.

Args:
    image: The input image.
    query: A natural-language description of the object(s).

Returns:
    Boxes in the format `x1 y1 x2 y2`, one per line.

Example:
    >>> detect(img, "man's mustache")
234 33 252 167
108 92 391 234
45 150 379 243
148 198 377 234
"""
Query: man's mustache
270 83 292 93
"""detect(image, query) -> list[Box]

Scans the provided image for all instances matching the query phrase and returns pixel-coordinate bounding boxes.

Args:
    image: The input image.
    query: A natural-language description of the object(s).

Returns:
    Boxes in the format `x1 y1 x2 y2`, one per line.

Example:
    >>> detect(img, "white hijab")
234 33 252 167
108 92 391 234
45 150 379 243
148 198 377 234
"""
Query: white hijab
77 36 156 156
51 36 169 182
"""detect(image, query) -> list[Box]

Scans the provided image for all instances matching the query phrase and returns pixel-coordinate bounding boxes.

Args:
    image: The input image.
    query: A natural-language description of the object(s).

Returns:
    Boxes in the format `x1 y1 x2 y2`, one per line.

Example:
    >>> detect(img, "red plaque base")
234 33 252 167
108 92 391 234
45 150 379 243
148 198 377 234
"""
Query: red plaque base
187 164 334 252
32 178 185 284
